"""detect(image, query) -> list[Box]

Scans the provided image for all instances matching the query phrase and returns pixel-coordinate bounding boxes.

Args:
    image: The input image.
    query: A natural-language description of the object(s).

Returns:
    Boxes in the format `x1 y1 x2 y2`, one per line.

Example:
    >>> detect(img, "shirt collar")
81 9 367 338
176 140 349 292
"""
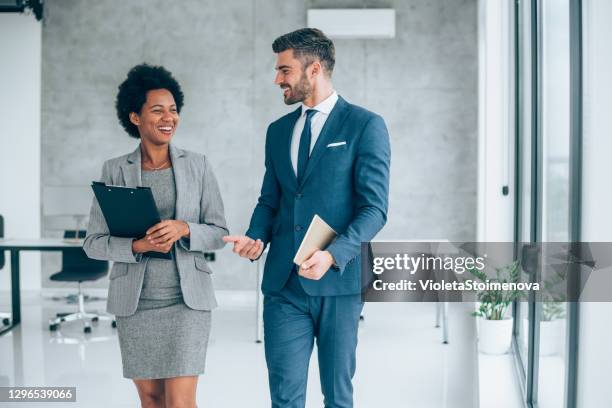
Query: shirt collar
301 90 338 117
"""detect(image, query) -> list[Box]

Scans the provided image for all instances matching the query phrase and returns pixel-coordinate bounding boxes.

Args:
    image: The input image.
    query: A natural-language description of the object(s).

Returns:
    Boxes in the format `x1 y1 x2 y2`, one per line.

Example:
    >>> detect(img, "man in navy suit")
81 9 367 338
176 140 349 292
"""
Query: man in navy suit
224 28 390 408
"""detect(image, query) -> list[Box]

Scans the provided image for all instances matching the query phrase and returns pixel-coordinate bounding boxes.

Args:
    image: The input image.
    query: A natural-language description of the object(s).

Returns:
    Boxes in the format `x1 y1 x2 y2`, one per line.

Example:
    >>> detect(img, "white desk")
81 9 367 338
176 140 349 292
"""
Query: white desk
0 238 84 335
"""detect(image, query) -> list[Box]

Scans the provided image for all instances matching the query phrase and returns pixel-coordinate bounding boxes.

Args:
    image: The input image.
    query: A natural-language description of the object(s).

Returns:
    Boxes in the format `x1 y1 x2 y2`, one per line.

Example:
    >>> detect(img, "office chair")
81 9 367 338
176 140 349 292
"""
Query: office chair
48 230 115 333
0 215 11 326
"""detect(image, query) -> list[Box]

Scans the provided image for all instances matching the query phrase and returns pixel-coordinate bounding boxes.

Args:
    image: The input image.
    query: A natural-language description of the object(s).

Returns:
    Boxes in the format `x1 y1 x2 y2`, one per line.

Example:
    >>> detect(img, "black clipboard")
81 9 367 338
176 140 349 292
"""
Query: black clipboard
91 181 173 260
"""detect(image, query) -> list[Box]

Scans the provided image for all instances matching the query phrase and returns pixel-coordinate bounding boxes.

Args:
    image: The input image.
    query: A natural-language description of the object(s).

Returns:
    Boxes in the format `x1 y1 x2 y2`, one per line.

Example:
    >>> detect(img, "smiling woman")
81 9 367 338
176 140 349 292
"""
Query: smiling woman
83 63 228 408
115 64 184 140
131 88 179 146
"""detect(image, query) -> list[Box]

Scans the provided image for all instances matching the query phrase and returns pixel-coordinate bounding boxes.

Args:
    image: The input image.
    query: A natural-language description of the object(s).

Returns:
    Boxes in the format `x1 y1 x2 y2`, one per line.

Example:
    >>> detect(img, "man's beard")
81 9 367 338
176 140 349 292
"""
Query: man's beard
282 73 312 105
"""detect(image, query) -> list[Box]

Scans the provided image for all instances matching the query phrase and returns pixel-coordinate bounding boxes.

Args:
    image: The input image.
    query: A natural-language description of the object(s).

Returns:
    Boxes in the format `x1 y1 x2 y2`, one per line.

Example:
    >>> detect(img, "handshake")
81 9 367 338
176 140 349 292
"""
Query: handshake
222 235 335 281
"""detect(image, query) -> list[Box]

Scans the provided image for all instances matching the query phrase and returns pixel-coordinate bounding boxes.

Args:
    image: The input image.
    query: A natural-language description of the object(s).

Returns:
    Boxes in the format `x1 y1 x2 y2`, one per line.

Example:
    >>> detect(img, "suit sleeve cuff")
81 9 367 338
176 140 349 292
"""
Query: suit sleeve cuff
178 222 202 252
111 237 141 264
326 243 347 274
245 229 262 242
245 230 268 262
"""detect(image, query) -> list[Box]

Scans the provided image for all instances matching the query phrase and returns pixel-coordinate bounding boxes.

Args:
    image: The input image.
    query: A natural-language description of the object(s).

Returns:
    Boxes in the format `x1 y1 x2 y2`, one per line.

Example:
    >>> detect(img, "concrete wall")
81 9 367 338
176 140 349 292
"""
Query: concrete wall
40 0 477 290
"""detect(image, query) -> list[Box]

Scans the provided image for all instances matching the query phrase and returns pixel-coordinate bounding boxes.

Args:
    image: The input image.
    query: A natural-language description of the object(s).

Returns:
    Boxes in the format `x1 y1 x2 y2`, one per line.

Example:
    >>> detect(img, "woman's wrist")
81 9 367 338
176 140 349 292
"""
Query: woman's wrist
181 221 191 238
132 238 145 254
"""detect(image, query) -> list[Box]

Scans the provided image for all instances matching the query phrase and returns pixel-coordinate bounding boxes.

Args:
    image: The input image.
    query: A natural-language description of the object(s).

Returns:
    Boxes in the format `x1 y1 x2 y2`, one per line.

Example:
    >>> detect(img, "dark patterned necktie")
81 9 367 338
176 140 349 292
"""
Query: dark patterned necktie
297 109 317 184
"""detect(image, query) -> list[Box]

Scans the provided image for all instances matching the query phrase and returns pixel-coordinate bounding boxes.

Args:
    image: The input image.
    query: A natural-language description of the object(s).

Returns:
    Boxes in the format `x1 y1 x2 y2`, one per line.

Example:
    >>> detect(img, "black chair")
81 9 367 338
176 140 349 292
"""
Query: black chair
0 215 10 326
48 230 115 333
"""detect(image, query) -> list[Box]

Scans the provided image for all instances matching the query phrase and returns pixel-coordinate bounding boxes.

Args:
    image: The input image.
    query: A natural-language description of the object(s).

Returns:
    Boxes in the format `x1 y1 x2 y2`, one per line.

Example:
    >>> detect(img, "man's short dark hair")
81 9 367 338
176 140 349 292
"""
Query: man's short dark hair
115 63 184 138
272 28 335 76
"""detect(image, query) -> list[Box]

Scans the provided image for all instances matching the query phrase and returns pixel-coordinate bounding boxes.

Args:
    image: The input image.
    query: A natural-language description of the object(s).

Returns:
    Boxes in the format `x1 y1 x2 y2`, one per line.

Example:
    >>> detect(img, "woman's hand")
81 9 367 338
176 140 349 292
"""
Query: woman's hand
132 237 173 254
131 220 189 254
145 220 190 247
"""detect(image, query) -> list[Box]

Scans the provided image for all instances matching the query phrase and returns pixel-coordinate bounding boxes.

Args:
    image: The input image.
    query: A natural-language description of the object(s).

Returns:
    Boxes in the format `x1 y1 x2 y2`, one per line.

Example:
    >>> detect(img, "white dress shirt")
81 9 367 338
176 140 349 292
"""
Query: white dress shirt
290 90 339 176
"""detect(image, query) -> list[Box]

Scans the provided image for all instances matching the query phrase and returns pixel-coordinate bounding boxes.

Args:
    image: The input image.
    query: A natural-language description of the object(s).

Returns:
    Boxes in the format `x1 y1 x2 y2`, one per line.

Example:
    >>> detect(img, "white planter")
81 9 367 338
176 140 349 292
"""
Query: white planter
521 318 565 356
521 318 529 350
478 317 513 355
539 319 564 356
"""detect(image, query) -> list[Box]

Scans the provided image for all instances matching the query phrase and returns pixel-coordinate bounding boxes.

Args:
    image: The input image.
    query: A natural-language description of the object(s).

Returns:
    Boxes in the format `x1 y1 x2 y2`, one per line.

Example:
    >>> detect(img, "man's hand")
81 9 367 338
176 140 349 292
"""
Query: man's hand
298 250 335 280
223 235 264 260
145 220 190 247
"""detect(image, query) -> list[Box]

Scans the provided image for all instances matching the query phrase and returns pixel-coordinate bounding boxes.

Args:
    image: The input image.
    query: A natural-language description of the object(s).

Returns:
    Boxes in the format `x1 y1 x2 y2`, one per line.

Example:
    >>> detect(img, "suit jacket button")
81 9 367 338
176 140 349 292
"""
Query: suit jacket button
296 193 303 199
295 225 302 232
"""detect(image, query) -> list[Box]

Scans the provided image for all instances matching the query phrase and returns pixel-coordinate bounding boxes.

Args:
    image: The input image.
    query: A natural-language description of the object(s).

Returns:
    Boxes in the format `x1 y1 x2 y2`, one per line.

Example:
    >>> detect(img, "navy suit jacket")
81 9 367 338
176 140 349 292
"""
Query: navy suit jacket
246 96 390 296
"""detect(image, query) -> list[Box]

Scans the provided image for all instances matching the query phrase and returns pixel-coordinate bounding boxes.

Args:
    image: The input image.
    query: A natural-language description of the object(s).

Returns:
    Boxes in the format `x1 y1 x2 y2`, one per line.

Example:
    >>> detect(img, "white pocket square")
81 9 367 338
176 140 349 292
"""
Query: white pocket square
327 141 347 148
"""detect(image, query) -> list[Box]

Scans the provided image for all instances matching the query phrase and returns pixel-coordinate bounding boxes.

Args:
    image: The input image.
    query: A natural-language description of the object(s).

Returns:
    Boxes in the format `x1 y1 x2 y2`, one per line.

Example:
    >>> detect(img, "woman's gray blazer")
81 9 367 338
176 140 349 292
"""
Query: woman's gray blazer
83 144 228 317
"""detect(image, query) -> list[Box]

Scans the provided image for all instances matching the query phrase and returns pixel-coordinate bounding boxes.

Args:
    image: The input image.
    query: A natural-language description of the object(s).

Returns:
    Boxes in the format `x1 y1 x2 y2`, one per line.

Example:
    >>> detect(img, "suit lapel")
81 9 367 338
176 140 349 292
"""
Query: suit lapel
120 146 142 188
300 96 350 186
169 144 186 221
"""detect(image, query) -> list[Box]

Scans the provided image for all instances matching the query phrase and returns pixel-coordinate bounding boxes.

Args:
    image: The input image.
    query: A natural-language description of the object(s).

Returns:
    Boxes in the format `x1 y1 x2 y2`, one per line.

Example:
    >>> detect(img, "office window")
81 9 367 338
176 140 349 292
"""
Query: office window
538 0 570 407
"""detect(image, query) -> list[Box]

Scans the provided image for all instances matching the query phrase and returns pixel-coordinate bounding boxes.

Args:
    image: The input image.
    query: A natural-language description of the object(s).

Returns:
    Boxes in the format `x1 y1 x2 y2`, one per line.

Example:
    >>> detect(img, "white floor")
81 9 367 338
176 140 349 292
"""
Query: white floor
478 354 524 408
0 291 511 408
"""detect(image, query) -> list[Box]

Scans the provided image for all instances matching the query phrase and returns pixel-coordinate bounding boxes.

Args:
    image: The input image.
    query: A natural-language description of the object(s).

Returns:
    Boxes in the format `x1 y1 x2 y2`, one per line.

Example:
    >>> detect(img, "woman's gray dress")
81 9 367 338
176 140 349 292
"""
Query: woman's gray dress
116 167 212 379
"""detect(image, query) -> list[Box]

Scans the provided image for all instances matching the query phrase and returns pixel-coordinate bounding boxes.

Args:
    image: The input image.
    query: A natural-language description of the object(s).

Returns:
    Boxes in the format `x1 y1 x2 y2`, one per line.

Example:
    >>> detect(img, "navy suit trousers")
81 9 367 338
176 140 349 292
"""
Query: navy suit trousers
263 270 364 408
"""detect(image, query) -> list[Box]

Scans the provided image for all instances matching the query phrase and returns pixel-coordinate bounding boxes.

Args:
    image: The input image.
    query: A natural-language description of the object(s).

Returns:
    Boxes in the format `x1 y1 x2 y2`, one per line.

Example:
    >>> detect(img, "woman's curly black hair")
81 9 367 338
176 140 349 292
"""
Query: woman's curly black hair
115 64 184 138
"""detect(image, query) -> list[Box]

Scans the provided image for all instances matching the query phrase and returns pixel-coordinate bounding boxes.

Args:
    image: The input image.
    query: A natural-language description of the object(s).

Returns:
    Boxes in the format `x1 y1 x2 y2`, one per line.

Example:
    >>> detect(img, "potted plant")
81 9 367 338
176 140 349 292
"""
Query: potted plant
469 261 524 354
521 272 567 356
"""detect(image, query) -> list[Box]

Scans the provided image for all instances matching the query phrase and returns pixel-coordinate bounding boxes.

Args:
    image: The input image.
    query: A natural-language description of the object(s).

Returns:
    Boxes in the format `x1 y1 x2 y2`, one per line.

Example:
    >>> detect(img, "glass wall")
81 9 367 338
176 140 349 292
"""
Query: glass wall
515 0 534 384
513 0 579 407
538 1 570 407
